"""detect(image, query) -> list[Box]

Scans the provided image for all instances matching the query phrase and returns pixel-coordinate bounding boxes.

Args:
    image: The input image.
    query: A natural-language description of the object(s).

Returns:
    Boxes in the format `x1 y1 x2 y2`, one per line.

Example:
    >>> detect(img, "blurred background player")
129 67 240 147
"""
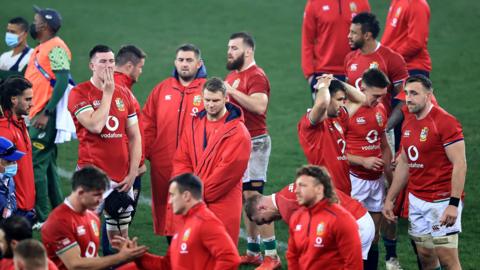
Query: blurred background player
223 32 279 269
142 44 206 241
0 17 33 79
383 76 467 270
13 239 51 270
301 0 370 100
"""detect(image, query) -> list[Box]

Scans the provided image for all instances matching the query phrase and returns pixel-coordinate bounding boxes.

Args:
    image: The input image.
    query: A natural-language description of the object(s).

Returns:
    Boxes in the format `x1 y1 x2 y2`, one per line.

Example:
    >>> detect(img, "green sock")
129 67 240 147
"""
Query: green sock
263 236 277 257
247 236 261 255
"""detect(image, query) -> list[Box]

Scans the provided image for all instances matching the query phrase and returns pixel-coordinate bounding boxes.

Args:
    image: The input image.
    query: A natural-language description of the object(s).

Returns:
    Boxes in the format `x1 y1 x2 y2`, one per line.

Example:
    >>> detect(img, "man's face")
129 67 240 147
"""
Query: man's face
203 89 227 118
295 175 323 207
348 23 366 50
12 88 33 117
405 82 431 114
327 90 347 117
32 14 47 35
226 38 246 71
169 182 187 215
174 50 201 83
252 206 278 225
129 58 145 82
79 188 104 211
90 51 115 80
6 23 27 46
363 85 387 107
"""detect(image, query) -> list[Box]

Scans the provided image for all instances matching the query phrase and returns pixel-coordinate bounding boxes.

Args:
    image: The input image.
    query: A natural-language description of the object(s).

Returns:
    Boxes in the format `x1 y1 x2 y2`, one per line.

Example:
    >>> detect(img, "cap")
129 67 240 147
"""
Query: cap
33 5 62 32
0 137 25 161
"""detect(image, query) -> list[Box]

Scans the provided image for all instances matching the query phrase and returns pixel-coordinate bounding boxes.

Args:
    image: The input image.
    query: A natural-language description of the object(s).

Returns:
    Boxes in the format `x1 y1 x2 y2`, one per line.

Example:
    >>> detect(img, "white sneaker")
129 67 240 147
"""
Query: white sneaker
386 257 403 270
32 221 44 231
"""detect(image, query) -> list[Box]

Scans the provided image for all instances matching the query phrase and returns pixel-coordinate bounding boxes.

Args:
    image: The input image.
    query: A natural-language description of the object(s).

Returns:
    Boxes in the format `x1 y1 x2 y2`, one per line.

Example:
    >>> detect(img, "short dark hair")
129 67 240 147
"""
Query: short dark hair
9 17 29 32
0 76 32 112
170 173 203 200
230 32 255 50
89 44 113 60
176 43 201 59
244 193 262 222
0 216 32 258
352 12 380 39
295 165 338 203
14 239 47 269
116 45 146 66
203 77 226 95
71 166 109 192
362 68 390 88
328 79 347 96
405 75 433 92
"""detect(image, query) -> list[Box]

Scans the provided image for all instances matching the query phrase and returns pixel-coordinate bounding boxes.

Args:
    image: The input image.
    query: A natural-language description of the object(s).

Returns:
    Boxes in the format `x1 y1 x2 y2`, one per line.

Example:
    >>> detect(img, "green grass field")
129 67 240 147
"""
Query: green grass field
2 0 480 269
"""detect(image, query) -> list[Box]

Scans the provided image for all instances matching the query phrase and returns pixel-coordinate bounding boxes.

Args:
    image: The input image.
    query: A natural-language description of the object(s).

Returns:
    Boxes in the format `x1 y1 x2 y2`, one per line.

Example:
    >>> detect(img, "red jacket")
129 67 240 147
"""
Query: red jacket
287 199 363 270
142 76 206 235
172 103 251 244
301 0 370 77
381 0 431 72
0 258 58 270
0 113 35 210
135 203 240 270
114 72 145 166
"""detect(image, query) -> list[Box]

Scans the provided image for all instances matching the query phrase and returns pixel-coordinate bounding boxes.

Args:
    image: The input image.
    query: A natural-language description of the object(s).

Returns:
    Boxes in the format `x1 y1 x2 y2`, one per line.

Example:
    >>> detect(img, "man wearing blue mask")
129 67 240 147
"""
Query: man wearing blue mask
0 17 33 79
0 136 26 220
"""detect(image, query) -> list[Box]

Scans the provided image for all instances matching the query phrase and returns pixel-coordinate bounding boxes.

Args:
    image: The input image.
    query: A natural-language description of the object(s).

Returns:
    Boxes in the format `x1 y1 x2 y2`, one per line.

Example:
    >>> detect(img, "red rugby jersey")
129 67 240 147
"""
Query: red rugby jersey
344 44 408 115
297 109 351 194
345 105 387 180
401 106 464 202
42 202 100 270
225 64 270 137
68 80 137 182
381 0 431 72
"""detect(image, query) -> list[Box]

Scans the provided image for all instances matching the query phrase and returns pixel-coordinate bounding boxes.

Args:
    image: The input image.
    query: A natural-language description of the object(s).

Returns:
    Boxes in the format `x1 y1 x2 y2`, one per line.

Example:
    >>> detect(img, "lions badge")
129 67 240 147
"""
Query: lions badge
115 98 125 111
91 220 99 237
376 112 384 127
193 95 202 106
369 62 379 69
420 127 429 142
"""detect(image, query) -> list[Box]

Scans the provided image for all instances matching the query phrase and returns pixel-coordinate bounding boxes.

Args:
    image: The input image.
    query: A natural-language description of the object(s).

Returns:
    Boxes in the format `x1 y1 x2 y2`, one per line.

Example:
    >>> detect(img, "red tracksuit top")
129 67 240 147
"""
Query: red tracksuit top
134 203 241 270
172 103 251 244
142 76 205 235
0 113 35 210
287 199 363 270
301 0 370 77
381 0 431 72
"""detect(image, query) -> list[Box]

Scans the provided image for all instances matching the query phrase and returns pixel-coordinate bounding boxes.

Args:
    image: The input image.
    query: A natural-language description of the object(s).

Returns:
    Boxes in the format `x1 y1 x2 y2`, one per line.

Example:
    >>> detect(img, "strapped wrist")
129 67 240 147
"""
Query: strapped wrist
449 197 460 207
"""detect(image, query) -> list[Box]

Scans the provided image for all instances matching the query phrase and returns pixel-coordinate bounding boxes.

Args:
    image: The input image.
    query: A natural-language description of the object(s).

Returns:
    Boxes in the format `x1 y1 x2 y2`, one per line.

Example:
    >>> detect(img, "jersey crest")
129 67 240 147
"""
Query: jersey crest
420 127 429 142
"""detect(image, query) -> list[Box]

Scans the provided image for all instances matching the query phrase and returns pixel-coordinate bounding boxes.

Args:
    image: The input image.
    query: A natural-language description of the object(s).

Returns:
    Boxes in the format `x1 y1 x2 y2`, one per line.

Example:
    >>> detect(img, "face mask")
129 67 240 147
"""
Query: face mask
29 24 38 40
3 164 18 178
5 32 19 48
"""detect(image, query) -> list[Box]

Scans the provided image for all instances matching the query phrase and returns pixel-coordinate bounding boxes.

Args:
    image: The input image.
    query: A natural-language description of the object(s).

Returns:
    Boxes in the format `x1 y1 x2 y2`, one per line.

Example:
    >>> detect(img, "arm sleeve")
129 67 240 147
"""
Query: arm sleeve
45 219 80 256
201 220 241 270
286 215 301 270
172 126 195 176
301 0 316 78
395 2 430 59
202 129 251 203
297 112 320 148
246 74 269 95
141 88 159 159
388 52 409 86
44 70 69 112
437 114 464 147
335 214 363 269
68 87 93 117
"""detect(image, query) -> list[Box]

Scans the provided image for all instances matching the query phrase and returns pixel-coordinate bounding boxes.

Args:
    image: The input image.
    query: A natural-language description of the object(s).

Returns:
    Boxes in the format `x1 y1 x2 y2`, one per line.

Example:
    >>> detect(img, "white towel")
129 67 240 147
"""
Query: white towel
54 83 77 144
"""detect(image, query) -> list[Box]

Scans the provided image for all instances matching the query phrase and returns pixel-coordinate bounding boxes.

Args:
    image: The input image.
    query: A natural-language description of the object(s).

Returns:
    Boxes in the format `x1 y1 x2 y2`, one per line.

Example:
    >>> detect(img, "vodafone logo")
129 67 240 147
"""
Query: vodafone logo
105 116 119 132
366 130 379 144
407 145 419 161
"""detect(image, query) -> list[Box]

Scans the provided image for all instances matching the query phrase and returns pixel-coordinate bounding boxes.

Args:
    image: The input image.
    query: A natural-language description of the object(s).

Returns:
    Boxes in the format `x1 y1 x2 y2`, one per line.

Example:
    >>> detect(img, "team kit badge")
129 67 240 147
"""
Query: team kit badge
115 98 125 111
376 112 384 127
420 127 429 142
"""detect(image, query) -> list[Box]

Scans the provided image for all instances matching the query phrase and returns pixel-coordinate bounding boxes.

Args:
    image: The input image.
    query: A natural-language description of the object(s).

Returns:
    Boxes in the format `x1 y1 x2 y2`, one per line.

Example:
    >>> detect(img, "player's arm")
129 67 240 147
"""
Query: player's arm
396 2 429 59
224 83 268 115
141 88 159 160
440 140 467 226
383 148 409 222
172 130 194 176
75 68 115 134
342 81 366 117
308 75 332 125
346 154 384 171
286 221 301 270
380 133 394 184
336 216 363 269
301 0 316 80
57 242 147 270
201 220 241 270
386 101 405 131
118 120 142 192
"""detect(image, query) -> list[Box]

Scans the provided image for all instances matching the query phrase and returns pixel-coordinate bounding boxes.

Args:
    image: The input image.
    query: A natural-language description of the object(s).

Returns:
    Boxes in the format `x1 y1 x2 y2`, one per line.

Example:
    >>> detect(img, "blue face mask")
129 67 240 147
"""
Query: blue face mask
3 163 18 177
5 32 19 48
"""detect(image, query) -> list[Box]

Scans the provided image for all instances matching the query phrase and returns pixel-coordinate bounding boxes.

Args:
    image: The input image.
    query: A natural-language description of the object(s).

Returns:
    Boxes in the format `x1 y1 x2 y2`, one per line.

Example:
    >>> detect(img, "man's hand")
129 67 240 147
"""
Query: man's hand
101 67 115 95
382 199 398 224
138 164 147 176
362 156 385 171
32 111 50 130
313 74 333 91
118 172 137 192
116 236 148 262
224 79 240 96
439 205 458 227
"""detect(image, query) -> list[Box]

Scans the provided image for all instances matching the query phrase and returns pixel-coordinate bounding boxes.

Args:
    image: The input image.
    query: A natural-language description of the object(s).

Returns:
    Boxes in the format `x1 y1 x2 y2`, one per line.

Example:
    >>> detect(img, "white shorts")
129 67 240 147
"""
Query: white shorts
350 173 386 212
357 212 375 260
408 193 463 238
242 135 271 183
